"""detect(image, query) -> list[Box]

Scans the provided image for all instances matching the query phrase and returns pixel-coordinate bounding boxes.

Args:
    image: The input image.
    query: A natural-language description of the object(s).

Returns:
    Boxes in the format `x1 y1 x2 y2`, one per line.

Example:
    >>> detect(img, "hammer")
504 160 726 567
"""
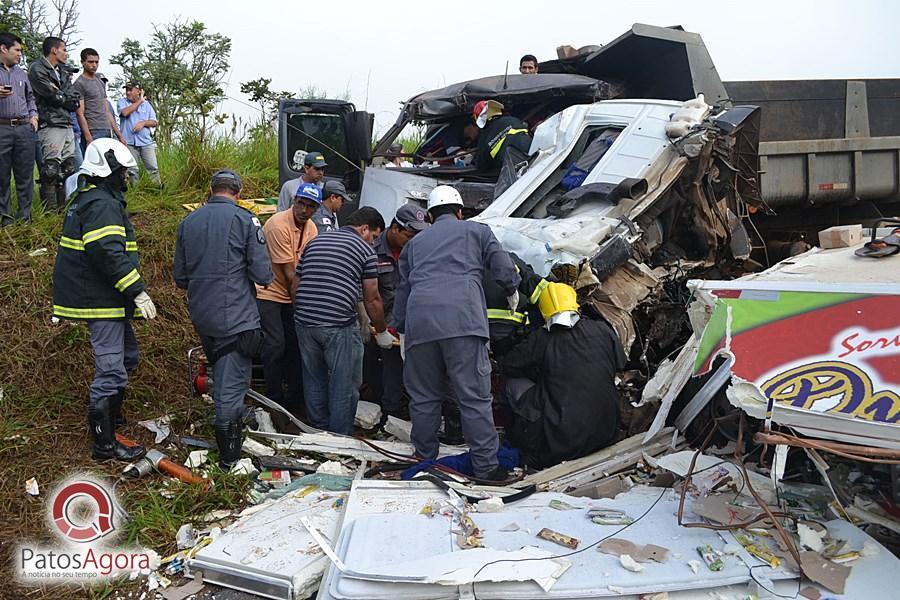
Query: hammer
118 434 211 490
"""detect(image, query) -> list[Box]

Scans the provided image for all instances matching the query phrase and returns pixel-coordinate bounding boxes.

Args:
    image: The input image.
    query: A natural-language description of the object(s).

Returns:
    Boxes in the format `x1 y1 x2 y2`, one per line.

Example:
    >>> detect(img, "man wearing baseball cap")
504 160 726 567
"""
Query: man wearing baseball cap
362 203 429 418
276 150 327 212
255 182 321 416
174 169 273 469
312 179 350 233
117 81 160 184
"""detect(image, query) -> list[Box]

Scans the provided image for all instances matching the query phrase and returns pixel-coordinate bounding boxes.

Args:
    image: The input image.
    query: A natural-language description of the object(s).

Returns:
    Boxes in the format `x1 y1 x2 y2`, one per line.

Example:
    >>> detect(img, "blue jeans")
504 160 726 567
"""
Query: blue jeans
296 324 363 435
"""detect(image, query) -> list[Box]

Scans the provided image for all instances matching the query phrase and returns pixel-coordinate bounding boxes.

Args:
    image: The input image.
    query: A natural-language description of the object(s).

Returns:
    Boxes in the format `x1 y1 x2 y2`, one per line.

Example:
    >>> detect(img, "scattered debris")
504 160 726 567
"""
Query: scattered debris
476 496 504 513
619 554 645 573
175 524 196 550
185 450 208 469
687 559 701 574
537 527 580 549
240 437 275 457
589 507 634 526
317 460 352 476
549 499 578 510
354 400 382 429
598 538 670 563
27 247 48 257
383 415 413 442
138 415 171 443
24 477 38 496
696 545 724 571
498 522 520 532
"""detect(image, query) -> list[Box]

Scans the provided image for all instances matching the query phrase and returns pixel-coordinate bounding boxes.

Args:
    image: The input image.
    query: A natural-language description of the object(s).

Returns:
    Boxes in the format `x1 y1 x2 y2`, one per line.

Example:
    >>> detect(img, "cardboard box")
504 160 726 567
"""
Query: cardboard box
818 224 863 249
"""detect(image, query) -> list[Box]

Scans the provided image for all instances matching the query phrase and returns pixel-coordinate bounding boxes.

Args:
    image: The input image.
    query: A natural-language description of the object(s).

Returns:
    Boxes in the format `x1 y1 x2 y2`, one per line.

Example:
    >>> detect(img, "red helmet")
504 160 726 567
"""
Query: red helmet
472 100 489 122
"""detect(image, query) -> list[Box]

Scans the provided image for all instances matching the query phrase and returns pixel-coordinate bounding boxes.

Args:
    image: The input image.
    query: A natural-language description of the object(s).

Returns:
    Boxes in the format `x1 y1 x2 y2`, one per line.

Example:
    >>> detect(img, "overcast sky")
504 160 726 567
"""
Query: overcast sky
77 0 898 137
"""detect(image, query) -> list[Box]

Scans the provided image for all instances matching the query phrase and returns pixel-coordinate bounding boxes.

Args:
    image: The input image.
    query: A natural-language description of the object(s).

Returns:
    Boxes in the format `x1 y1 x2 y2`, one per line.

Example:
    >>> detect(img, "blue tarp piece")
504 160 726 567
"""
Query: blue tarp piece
400 442 520 480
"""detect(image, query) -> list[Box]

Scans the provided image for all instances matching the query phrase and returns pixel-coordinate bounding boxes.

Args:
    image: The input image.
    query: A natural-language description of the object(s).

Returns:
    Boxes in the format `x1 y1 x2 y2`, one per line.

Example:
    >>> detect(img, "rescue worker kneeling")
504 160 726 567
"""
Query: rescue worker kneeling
52 138 155 462
498 283 626 469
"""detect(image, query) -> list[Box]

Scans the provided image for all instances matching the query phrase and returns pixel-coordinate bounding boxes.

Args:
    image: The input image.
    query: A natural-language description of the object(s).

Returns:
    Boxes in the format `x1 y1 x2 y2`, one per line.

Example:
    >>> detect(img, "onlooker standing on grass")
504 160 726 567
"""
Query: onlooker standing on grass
276 150 327 212
28 36 81 211
74 48 125 150
117 81 160 185
294 207 396 435
0 32 38 225
255 182 320 415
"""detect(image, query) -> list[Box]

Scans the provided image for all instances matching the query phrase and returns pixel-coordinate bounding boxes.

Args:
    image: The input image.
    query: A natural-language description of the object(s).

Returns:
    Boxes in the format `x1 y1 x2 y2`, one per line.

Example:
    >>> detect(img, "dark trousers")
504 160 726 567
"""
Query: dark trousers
362 341 405 414
404 336 499 477
87 320 139 408
257 299 303 412
0 122 36 223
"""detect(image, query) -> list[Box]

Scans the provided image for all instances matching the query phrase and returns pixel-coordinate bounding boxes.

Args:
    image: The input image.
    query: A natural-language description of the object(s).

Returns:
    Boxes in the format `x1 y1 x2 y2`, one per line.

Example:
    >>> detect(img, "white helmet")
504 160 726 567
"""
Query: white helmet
427 185 463 211
80 138 137 178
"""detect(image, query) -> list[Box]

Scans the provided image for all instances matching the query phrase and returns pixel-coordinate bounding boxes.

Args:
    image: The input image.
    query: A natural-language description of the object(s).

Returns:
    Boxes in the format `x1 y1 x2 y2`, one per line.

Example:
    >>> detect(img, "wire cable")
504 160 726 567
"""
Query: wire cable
469 485 669 600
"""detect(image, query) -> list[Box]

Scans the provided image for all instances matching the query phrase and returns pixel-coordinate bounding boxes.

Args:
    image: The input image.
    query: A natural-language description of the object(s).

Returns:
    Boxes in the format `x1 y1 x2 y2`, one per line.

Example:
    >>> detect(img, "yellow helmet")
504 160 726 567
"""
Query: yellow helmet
538 283 580 329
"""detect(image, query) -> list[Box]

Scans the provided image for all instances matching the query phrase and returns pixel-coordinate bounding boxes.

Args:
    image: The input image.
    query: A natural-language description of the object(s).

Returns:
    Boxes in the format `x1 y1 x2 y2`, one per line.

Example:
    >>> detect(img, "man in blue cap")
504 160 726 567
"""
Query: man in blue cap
174 169 274 469
256 182 321 415
277 150 326 212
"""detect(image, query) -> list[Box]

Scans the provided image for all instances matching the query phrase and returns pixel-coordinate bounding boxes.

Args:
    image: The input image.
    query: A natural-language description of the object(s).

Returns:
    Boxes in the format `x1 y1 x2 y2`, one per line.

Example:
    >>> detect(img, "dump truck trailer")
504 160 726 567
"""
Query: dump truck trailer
725 78 900 236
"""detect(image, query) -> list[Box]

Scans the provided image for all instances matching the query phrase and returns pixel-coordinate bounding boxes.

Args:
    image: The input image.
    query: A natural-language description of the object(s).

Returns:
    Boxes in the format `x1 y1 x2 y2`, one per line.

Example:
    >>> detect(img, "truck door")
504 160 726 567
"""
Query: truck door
278 99 374 212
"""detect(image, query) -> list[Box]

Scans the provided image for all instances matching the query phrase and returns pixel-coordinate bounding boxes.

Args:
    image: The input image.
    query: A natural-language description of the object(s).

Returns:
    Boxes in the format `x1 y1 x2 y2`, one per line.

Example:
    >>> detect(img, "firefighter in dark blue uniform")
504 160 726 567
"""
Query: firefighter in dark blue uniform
173 170 274 469
52 138 155 462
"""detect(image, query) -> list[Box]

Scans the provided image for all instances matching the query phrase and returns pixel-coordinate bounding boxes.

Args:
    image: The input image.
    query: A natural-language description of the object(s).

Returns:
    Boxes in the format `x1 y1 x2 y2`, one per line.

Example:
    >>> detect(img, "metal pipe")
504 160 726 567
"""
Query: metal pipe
117 434 211 489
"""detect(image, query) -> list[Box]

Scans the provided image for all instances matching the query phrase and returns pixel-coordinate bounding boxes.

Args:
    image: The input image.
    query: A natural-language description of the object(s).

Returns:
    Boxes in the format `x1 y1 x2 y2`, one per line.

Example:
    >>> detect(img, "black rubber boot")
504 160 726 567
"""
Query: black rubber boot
110 388 127 429
89 397 145 462
439 409 465 446
39 184 57 211
215 421 243 470
479 466 510 483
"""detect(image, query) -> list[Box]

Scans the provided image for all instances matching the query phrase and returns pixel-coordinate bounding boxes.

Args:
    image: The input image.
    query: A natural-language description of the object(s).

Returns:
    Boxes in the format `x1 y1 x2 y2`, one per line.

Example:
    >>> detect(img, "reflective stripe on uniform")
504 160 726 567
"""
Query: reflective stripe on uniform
114 268 141 292
59 237 137 252
489 128 528 158
83 225 126 245
53 305 126 319
486 308 527 324
59 236 85 250
529 278 550 304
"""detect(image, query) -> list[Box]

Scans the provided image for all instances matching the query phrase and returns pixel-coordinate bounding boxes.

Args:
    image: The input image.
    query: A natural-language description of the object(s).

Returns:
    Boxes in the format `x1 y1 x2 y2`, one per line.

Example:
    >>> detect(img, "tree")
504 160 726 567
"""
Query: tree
110 19 231 143
0 0 79 62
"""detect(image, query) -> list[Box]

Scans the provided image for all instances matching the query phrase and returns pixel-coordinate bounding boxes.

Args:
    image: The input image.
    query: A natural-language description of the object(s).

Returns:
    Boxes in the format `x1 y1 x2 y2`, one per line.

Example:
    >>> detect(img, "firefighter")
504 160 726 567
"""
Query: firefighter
472 99 532 173
52 138 154 462
394 185 520 481
499 282 626 469
173 169 274 469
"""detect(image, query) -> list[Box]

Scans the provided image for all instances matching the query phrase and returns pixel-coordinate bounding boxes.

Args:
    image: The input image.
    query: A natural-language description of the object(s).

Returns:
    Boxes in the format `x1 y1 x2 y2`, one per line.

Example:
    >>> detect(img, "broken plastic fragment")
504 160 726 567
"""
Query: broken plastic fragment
549 499 578 510
185 450 208 469
477 496 504 513
499 522 520 532
25 477 38 496
138 415 171 444
687 559 701 574
619 554 645 572
798 521 827 553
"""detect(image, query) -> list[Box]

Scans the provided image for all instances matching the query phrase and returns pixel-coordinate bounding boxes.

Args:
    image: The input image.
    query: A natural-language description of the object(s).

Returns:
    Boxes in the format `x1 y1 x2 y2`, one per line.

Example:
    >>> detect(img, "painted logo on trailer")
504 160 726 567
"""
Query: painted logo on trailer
761 360 900 424
51 481 115 542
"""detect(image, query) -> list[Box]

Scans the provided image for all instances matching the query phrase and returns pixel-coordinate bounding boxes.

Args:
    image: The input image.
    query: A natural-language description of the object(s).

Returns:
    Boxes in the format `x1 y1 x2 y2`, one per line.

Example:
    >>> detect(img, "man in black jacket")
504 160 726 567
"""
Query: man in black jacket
472 100 532 173
27 36 80 210
52 138 155 462
499 282 625 469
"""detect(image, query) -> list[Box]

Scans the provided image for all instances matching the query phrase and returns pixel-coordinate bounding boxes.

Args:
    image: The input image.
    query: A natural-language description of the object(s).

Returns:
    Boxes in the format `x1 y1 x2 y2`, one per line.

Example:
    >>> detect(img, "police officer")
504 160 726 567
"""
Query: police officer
394 185 520 481
52 138 155 462
173 169 274 470
362 203 429 417
312 179 350 233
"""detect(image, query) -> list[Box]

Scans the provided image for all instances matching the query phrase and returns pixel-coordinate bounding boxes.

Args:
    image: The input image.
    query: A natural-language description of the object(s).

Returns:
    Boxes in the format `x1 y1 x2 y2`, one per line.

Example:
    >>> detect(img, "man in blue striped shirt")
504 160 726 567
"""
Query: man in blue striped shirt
294 207 396 434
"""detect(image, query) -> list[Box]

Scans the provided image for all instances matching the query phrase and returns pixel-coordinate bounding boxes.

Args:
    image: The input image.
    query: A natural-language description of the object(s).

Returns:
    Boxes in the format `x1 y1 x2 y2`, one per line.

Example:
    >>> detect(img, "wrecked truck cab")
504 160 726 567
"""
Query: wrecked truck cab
473 99 762 279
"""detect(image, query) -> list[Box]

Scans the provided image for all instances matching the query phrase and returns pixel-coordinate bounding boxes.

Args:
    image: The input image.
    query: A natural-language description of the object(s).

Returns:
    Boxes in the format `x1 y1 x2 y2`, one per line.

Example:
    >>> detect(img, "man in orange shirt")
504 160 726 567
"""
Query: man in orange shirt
256 182 321 414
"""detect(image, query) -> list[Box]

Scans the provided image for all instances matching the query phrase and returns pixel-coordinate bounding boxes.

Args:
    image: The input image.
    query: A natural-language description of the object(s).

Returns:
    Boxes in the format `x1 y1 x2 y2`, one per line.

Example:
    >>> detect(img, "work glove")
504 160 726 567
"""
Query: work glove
375 328 396 350
134 291 157 319
399 334 406 361
506 290 520 311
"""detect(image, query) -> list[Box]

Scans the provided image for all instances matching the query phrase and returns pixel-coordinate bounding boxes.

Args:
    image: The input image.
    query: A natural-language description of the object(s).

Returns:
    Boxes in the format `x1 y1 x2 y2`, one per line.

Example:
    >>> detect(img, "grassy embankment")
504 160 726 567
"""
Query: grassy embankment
0 129 280 599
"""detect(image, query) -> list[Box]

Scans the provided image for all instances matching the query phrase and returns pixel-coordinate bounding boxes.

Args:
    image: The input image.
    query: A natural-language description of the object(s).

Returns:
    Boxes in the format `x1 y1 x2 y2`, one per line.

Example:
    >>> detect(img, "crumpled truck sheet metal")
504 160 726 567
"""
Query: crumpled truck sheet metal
688 262 900 448
188 487 346 600
318 485 795 600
